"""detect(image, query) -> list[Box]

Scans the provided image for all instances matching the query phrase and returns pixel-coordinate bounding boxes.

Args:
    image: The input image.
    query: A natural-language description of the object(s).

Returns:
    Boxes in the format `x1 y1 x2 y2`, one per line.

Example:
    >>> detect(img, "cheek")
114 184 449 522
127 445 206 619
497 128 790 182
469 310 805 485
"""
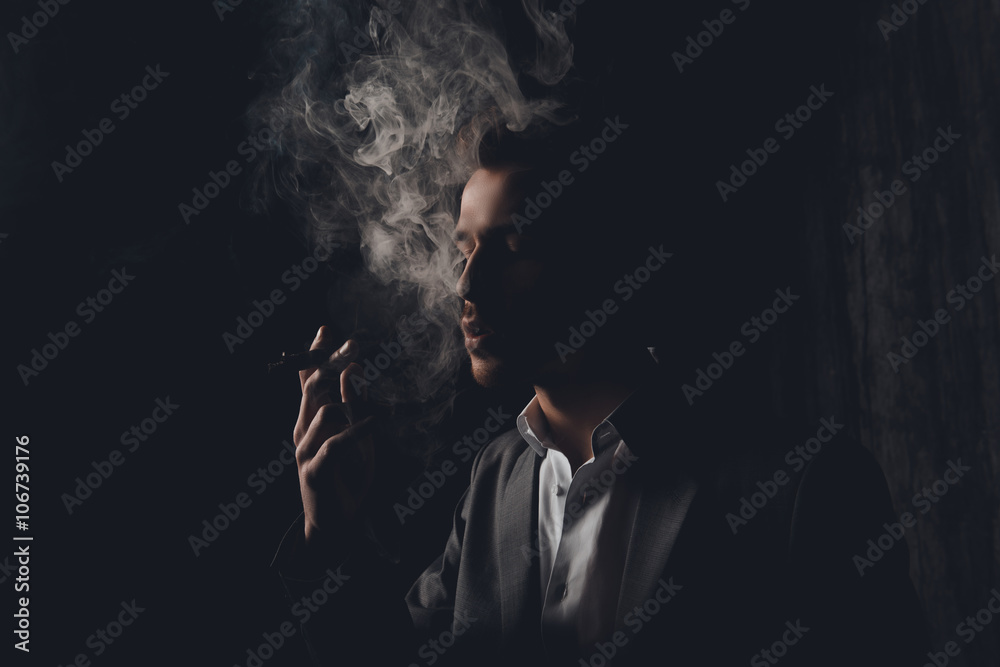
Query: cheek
501 260 546 297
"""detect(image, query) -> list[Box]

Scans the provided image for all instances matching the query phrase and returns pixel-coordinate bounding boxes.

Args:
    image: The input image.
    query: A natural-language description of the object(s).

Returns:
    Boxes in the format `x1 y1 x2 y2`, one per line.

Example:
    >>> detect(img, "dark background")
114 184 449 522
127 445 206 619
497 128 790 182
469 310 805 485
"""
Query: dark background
2 1 997 665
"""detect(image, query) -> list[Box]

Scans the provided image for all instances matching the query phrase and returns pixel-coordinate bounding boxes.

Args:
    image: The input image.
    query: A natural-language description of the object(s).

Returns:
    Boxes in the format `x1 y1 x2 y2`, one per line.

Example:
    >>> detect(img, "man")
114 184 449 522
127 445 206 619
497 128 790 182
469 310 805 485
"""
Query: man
272 122 929 666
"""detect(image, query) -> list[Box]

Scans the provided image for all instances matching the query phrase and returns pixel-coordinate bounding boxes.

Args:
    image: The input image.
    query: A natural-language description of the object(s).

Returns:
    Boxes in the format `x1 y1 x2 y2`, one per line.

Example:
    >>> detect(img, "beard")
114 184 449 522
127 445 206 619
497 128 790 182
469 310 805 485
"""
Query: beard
467 348 515 388
463 300 580 389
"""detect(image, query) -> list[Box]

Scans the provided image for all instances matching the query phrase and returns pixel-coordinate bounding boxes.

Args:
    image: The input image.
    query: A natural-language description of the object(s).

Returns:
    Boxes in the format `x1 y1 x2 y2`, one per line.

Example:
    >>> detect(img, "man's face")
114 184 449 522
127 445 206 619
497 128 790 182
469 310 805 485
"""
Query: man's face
453 166 576 387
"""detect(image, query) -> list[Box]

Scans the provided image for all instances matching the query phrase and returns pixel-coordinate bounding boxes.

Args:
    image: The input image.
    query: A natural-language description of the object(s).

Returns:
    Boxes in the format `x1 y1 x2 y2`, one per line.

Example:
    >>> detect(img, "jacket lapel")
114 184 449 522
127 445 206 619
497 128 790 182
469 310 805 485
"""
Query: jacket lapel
606 365 703 626
498 444 542 642
615 470 699 630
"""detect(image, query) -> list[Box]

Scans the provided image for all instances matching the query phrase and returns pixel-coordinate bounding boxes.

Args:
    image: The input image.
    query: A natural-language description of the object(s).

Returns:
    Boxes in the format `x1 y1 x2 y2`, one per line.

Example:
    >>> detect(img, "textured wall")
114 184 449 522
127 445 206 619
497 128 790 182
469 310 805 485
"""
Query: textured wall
798 1 1000 662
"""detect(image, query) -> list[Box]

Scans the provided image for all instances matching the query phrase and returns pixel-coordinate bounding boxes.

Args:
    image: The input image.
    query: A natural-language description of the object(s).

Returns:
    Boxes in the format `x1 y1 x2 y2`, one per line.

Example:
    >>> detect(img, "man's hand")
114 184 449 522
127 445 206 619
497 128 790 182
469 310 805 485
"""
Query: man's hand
294 326 377 549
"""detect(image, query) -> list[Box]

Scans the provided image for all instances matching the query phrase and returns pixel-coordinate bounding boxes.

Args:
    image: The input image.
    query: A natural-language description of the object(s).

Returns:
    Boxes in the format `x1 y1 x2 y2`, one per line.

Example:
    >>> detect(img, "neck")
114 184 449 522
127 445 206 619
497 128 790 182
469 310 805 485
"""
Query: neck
533 349 653 472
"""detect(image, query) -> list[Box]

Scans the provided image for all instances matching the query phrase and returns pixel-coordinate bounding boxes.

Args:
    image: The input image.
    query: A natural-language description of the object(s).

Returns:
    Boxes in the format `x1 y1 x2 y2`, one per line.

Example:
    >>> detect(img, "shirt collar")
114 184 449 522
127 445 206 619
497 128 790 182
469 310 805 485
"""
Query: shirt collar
515 346 695 464
516 393 628 459
515 396 549 457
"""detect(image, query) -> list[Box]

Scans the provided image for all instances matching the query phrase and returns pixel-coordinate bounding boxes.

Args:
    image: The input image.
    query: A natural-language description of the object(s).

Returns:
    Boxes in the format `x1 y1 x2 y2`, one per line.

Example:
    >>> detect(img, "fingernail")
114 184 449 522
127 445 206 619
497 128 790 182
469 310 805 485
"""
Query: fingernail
340 340 353 355
315 326 325 342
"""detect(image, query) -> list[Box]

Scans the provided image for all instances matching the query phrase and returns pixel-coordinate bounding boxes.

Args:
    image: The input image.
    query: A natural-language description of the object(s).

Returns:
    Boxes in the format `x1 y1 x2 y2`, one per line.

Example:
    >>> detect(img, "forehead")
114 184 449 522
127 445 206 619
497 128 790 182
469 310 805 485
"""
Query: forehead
454 167 529 241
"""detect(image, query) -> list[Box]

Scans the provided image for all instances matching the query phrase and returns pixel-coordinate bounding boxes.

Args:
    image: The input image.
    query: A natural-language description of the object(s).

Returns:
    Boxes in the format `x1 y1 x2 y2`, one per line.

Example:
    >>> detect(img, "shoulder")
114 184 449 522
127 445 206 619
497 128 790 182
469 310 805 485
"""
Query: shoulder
702 415 882 497
469 425 533 482
698 418 895 542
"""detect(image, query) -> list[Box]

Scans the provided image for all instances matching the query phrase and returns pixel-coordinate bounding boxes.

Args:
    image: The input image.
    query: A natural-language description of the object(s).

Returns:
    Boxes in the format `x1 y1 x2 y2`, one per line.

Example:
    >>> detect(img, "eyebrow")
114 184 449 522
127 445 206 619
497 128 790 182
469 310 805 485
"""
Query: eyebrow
452 221 520 245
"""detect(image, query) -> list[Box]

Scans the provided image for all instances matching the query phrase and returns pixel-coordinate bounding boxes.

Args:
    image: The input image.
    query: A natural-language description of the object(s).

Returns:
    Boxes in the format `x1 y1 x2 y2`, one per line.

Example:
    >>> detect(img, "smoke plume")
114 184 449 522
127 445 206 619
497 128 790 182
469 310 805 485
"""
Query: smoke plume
247 0 578 423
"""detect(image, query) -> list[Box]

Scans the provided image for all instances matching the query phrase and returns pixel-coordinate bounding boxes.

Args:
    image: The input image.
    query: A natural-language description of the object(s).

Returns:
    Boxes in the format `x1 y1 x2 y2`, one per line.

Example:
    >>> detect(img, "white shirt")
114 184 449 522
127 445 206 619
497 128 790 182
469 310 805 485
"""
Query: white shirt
516 395 642 655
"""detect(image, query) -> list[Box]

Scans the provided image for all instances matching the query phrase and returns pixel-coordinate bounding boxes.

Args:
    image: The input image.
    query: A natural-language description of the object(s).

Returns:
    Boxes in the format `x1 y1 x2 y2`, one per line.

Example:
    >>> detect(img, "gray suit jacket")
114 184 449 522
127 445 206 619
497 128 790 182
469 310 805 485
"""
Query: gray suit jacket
273 374 929 666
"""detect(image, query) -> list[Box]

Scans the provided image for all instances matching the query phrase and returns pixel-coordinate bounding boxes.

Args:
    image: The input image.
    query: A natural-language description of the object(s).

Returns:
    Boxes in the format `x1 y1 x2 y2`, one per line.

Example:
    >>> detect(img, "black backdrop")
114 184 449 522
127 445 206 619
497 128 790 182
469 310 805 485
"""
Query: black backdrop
2 1 997 666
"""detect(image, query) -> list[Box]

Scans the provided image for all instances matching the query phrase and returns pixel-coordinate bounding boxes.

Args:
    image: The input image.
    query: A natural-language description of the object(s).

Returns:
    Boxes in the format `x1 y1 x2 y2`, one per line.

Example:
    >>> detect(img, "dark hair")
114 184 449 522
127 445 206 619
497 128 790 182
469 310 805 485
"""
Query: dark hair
456 106 652 272
456 106 572 173
454 106 672 359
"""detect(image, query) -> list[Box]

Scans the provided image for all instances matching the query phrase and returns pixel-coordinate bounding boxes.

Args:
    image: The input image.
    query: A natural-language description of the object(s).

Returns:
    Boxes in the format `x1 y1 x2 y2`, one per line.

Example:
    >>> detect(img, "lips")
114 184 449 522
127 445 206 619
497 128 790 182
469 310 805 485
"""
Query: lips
463 319 494 336
462 318 497 350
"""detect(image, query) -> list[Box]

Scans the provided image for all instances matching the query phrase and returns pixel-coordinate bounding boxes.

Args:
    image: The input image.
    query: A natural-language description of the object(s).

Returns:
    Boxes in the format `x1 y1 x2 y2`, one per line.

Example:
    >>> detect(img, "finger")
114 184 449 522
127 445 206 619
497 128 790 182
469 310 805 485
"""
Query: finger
313 415 376 469
297 338 357 435
299 329 355 391
302 343 356 403
298 326 327 389
305 345 358 397
332 429 376 506
340 363 372 423
299 328 356 392
296 402 353 463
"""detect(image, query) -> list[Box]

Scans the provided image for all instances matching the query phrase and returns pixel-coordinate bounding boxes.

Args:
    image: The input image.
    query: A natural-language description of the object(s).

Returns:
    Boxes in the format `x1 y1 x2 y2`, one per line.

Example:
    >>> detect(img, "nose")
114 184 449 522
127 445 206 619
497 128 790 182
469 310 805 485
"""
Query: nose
456 249 480 302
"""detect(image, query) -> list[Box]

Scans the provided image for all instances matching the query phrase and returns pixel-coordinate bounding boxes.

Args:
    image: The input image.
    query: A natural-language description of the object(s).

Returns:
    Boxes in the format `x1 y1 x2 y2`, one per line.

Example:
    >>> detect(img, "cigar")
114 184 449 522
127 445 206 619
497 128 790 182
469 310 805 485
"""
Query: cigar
266 348 334 375
267 329 375 376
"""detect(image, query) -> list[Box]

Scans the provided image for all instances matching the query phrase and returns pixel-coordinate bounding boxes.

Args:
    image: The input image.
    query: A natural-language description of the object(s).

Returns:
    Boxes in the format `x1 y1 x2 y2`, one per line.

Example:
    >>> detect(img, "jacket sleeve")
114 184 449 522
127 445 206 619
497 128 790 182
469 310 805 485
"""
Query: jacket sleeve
271 442 488 667
785 437 931 667
404 439 486 635
270 511 416 666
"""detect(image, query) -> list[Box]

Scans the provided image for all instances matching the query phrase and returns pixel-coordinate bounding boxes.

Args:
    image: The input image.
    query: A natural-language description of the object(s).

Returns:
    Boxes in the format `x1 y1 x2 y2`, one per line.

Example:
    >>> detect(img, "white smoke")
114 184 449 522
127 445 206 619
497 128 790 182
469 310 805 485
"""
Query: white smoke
248 0 576 417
